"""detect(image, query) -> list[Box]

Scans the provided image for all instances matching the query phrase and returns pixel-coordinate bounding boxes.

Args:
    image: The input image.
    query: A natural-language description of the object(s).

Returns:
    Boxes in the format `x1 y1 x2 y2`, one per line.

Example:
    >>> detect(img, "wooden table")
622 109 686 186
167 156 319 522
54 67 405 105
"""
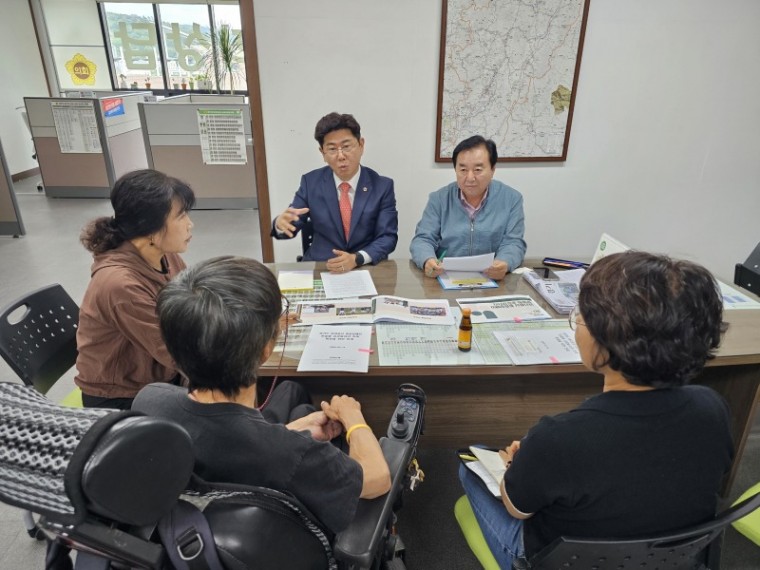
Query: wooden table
260 260 760 496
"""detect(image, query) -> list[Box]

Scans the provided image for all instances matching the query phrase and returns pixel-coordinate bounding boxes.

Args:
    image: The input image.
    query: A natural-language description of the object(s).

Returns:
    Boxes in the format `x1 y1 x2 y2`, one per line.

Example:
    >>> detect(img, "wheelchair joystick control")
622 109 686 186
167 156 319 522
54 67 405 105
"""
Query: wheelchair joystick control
391 411 408 438
388 383 425 443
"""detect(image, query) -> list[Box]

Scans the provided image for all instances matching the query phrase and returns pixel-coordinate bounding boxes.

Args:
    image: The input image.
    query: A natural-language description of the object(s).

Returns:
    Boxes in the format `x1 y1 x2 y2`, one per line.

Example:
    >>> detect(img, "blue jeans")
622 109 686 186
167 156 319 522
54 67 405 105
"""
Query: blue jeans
459 462 524 569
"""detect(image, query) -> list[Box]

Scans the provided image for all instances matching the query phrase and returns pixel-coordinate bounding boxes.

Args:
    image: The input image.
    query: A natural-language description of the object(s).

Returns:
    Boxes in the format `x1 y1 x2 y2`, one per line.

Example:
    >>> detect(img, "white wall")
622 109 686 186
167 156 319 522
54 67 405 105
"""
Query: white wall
256 0 760 280
0 1 49 174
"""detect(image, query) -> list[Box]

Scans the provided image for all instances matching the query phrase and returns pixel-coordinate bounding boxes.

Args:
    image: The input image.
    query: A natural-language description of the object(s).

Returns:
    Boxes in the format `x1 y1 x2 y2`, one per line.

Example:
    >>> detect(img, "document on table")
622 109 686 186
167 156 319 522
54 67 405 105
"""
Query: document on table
493 328 581 365
457 295 551 324
472 319 571 365
320 270 378 299
278 270 314 291
376 322 486 366
438 271 498 290
297 325 371 373
442 253 495 272
718 280 760 310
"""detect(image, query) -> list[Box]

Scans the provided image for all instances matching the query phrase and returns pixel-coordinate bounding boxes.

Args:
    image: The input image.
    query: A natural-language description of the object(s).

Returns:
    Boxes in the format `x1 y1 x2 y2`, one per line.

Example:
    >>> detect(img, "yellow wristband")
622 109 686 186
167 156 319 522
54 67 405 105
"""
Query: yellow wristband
345 423 371 444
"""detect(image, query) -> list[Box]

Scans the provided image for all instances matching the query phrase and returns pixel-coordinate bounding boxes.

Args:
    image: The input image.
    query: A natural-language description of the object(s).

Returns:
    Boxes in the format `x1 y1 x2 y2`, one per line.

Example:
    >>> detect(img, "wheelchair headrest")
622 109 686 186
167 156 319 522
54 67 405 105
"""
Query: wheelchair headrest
0 383 194 527
81 414 195 526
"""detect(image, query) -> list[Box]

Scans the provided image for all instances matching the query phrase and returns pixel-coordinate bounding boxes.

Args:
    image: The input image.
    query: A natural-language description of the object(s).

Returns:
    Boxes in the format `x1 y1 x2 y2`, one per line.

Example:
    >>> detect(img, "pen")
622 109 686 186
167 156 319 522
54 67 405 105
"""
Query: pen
428 249 448 277
458 454 477 461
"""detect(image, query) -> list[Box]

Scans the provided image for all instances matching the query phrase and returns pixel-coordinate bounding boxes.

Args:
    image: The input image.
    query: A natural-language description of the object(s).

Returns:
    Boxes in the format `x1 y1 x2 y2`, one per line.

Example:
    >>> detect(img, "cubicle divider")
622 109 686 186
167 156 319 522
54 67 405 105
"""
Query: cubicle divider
139 95 256 209
0 138 25 237
24 92 151 198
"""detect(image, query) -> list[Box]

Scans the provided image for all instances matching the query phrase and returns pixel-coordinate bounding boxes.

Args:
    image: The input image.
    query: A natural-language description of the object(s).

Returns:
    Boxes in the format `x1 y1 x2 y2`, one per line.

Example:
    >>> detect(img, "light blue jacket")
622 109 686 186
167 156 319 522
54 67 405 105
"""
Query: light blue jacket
409 180 526 271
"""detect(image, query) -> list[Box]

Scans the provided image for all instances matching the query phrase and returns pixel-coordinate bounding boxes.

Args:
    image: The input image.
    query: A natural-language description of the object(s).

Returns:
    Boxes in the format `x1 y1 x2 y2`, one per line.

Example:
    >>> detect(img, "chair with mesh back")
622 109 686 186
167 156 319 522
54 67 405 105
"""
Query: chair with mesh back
0 283 83 537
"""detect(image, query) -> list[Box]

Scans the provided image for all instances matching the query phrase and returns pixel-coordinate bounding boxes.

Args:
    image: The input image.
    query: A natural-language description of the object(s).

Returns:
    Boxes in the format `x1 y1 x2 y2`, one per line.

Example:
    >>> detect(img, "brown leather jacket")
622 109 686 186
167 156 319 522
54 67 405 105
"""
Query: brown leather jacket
75 241 185 399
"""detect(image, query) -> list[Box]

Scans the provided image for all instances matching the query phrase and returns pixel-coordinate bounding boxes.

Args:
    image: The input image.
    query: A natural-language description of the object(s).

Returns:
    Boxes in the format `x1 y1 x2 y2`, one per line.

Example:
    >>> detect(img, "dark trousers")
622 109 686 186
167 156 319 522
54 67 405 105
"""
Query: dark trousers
260 380 315 423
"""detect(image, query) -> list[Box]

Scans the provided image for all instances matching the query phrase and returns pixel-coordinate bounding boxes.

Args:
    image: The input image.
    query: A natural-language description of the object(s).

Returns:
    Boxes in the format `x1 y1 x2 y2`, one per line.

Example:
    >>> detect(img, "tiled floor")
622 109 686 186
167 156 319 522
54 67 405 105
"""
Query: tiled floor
1 177 758 569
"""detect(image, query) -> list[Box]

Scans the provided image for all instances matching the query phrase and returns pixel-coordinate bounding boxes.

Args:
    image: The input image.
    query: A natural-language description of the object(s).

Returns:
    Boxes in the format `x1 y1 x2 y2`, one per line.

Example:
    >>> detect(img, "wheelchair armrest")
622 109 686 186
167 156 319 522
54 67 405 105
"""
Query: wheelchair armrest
333 437 412 568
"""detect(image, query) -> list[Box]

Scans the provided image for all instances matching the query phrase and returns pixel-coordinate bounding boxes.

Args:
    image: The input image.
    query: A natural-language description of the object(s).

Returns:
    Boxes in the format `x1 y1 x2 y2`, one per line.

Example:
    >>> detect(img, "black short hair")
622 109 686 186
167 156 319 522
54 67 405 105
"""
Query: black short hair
81 169 195 254
314 112 361 146
578 251 724 388
157 256 282 397
452 135 498 168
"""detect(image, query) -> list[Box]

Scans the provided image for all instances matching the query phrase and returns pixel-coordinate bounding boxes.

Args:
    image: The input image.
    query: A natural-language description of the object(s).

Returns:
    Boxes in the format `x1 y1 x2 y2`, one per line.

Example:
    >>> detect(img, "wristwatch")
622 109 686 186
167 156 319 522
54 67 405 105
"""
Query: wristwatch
354 252 366 267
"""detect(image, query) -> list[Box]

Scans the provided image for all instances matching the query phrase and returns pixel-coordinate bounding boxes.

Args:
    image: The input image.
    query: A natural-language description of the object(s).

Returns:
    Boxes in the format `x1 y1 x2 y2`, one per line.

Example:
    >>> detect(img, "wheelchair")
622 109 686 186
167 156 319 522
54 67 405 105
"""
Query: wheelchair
0 382 426 569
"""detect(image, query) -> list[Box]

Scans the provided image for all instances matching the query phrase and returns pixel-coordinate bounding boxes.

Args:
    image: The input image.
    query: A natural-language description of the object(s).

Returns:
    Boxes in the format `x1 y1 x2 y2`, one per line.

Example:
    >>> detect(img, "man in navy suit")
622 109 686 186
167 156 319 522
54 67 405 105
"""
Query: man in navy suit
271 113 398 271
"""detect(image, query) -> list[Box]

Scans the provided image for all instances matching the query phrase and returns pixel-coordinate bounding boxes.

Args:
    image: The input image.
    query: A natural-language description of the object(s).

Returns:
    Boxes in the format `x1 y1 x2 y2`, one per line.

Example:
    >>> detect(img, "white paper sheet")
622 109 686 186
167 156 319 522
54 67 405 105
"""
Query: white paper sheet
442 253 495 272
457 295 551 324
278 270 314 291
320 270 378 299
297 325 372 373
375 322 486 366
718 281 760 310
590 233 630 264
493 328 581 365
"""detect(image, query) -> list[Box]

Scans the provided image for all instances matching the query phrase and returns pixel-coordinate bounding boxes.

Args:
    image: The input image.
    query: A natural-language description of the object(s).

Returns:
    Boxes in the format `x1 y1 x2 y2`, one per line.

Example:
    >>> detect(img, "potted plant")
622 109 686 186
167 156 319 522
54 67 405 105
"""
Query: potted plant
144 76 151 89
201 23 243 94
131 81 139 89
195 74 208 91
187 77 194 90
118 74 127 89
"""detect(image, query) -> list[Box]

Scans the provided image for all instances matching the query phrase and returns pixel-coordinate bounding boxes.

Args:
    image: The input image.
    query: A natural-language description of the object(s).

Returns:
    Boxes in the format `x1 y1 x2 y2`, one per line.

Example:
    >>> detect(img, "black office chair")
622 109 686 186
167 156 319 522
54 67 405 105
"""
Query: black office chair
0 283 82 539
296 214 315 262
0 381 425 570
511 490 760 570
0 283 79 395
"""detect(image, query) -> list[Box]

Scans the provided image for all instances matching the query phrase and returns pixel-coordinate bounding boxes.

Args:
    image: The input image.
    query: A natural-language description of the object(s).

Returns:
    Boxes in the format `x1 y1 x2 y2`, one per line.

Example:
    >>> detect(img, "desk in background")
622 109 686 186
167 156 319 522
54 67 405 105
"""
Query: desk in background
260 260 760 496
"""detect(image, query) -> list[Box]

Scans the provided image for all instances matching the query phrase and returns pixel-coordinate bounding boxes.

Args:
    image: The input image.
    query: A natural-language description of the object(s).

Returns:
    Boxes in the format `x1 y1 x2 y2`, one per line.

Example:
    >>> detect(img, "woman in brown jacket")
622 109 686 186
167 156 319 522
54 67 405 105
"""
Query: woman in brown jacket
75 169 195 409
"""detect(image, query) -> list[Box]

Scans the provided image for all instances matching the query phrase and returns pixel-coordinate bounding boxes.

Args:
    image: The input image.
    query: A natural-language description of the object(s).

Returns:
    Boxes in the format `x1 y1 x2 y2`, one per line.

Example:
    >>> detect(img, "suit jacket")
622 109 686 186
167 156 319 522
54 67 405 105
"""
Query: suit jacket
272 166 398 263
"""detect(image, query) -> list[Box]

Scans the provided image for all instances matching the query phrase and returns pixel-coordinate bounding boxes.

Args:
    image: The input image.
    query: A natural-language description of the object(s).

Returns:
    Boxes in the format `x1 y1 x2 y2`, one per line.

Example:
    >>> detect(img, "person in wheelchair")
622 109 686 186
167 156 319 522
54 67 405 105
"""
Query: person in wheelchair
459 251 734 568
132 256 391 534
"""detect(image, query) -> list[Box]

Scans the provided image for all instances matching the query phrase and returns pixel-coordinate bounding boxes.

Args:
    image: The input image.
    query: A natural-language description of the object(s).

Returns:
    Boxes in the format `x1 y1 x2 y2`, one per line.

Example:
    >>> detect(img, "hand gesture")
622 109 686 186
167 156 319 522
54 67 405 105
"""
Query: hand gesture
275 207 310 237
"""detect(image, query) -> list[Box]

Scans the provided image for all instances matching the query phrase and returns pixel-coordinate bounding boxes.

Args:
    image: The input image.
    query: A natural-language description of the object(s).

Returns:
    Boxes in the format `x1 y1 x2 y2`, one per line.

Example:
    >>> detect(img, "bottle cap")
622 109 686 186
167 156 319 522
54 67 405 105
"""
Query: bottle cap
462 308 472 316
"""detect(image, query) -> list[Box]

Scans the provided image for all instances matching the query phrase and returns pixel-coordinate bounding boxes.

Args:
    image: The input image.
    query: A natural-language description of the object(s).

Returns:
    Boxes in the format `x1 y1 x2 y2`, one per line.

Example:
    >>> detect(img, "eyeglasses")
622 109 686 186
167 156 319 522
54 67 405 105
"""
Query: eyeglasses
323 143 358 157
569 305 587 331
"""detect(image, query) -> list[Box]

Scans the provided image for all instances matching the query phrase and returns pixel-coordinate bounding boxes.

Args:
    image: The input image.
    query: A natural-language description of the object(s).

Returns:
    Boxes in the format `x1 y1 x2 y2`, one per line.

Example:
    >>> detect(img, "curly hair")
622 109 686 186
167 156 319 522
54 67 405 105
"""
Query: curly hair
578 251 723 387
80 169 195 254
314 112 361 147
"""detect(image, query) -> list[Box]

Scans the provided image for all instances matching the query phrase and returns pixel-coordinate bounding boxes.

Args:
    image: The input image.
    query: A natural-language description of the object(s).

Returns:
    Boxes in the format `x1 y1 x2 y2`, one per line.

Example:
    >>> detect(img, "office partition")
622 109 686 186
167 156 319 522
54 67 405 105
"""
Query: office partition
139 95 256 209
0 139 25 237
24 92 150 198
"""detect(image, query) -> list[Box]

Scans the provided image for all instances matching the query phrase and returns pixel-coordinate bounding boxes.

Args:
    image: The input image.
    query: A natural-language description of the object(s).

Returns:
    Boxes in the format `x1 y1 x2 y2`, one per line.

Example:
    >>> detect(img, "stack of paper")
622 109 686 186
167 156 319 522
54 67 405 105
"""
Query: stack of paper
522 268 585 314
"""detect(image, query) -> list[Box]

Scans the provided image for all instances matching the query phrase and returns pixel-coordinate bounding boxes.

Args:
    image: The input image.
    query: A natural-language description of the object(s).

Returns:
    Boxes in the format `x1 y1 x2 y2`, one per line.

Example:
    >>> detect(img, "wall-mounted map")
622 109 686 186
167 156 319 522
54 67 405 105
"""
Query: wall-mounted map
436 0 590 162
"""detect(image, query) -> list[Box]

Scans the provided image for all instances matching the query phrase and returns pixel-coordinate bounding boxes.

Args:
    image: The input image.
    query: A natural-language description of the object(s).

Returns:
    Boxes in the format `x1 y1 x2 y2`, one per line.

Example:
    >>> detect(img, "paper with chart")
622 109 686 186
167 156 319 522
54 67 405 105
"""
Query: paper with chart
493 328 581 365
472 319 571 365
457 295 551 324
320 270 378 298
296 296 452 326
376 322 485 366
297 325 371 373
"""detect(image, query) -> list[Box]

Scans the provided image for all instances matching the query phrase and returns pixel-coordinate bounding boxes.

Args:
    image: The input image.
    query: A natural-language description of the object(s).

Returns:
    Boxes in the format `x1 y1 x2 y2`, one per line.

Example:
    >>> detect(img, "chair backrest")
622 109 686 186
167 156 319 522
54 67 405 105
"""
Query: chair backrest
297 214 314 261
525 491 760 570
185 484 336 570
0 382 194 528
0 284 79 394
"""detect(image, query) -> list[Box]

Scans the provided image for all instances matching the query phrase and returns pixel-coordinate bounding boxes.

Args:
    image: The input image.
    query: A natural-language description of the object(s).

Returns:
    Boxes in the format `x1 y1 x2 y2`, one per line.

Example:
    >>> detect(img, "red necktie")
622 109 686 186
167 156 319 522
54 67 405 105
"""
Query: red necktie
339 182 352 240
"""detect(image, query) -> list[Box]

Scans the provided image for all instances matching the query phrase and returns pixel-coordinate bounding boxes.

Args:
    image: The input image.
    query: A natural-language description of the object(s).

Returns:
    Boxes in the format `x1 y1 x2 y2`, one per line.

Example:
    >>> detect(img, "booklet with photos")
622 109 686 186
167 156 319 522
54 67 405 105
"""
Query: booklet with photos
295 295 453 326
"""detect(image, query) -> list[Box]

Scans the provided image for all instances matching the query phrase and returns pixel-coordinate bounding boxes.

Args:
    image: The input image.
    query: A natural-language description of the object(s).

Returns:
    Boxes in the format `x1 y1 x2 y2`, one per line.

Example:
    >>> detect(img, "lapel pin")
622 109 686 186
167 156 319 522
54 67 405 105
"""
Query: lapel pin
362 187 368 192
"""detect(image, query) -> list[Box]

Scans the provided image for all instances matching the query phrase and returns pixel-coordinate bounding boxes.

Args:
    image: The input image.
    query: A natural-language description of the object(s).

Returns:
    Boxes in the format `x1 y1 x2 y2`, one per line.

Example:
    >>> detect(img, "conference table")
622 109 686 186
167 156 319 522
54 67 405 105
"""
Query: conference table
259 260 760 496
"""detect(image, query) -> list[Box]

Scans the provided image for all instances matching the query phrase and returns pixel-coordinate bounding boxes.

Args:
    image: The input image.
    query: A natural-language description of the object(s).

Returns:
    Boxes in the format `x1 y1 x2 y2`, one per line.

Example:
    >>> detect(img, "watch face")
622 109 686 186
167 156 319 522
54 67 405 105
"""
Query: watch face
355 253 364 267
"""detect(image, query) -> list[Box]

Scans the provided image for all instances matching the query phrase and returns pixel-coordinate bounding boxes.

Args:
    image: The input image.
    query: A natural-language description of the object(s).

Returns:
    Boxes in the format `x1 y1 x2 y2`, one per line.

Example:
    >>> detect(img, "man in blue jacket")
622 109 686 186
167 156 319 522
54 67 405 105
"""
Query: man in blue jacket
272 113 398 272
410 135 526 280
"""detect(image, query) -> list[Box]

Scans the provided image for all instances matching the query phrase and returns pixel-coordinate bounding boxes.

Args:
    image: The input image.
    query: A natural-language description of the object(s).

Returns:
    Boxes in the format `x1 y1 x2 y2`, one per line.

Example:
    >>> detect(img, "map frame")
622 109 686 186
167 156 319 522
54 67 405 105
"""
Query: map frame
435 0 591 163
